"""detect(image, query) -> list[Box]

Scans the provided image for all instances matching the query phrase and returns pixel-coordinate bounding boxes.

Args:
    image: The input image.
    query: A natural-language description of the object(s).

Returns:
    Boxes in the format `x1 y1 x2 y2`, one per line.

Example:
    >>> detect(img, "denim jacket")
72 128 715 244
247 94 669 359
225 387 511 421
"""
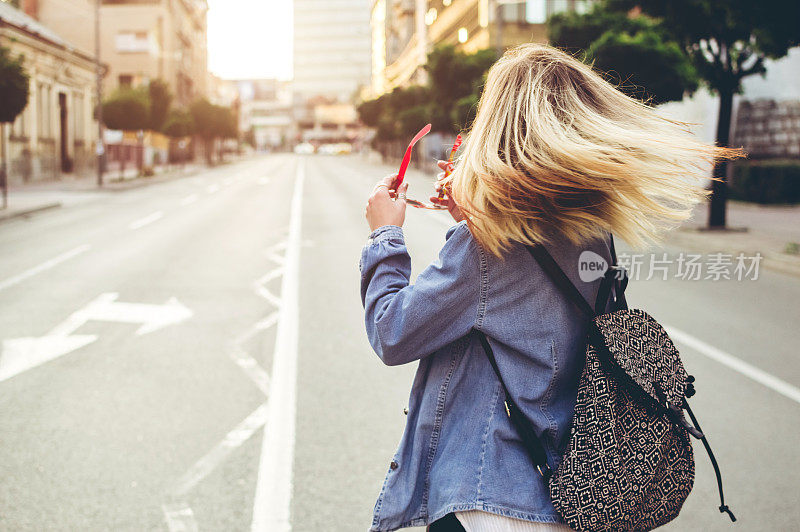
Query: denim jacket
359 221 611 531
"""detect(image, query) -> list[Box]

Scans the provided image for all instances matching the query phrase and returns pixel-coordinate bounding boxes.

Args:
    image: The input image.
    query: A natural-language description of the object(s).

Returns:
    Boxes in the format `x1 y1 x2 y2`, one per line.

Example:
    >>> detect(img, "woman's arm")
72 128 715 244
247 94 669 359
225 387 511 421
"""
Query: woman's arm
359 222 481 366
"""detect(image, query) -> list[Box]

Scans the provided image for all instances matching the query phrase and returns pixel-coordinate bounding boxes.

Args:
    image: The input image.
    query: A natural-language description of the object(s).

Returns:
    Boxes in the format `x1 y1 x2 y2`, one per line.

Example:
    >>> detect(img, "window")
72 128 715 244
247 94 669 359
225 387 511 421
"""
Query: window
118 74 133 87
502 3 525 22
526 0 547 23
115 31 151 53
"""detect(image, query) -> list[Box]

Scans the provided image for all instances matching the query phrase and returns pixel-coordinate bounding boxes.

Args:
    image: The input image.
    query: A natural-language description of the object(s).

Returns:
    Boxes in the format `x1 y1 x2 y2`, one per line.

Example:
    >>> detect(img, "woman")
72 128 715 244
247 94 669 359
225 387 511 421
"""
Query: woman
359 44 736 532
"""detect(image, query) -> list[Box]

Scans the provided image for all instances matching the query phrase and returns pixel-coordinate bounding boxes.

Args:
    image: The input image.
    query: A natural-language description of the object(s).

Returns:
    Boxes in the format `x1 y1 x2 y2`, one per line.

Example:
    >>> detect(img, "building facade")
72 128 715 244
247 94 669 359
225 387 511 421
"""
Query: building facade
293 0 371 143
0 2 98 183
370 0 592 96
99 0 208 105
235 79 293 151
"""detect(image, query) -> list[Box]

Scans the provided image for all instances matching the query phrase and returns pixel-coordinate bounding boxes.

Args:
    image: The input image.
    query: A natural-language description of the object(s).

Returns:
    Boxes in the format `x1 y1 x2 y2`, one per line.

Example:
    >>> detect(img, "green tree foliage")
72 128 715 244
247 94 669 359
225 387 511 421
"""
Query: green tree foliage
162 108 194 138
0 46 29 124
549 5 698 105
357 45 496 142
148 79 172 132
598 0 800 226
102 87 150 131
425 45 496 130
189 98 237 164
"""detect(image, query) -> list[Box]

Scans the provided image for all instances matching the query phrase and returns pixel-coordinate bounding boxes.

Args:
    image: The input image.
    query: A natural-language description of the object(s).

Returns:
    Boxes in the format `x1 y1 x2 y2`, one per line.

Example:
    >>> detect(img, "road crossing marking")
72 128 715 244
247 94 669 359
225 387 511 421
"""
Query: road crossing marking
251 160 304 532
0 244 90 293
162 404 269 532
667 325 800 405
129 211 164 230
180 194 198 206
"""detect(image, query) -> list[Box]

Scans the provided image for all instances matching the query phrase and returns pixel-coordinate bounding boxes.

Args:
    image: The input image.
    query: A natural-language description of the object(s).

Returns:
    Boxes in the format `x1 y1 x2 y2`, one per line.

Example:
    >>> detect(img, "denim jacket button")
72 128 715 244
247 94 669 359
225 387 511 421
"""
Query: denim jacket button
390 460 399 470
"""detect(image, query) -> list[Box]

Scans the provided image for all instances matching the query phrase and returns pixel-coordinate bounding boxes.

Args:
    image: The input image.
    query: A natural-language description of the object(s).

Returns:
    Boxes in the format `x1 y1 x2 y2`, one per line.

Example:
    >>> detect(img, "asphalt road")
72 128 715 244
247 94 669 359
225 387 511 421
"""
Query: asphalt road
0 154 797 531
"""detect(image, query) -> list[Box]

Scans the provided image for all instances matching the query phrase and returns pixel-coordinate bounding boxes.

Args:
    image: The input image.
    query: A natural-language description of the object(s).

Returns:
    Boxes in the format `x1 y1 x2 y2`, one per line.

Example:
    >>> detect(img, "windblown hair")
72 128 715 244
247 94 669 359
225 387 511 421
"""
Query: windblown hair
443 43 742 257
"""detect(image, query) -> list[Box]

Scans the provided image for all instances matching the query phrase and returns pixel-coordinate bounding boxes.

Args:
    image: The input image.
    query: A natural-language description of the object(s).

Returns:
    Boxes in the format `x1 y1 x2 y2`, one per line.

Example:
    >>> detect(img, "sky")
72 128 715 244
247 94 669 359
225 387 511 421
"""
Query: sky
207 0 293 80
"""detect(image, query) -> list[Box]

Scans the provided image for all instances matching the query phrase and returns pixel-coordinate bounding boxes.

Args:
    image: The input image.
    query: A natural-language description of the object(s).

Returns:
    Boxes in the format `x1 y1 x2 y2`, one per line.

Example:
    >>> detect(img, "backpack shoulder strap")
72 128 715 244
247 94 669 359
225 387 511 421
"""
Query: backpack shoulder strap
526 244 595 317
474 329 552 478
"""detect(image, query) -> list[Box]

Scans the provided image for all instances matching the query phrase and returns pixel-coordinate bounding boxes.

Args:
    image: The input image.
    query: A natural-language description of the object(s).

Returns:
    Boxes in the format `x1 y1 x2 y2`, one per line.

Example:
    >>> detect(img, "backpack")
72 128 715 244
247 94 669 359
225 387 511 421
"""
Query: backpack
474 237 736 531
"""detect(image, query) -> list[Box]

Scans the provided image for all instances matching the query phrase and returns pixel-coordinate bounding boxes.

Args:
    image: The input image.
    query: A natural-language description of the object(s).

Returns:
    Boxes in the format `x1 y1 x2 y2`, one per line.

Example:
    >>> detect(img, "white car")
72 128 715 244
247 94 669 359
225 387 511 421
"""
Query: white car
294 143 315 154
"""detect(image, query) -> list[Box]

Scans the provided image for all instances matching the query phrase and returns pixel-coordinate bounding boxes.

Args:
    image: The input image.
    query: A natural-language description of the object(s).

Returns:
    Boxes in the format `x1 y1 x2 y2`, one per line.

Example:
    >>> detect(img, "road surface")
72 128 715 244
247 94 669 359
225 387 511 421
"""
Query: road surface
0 154 797 531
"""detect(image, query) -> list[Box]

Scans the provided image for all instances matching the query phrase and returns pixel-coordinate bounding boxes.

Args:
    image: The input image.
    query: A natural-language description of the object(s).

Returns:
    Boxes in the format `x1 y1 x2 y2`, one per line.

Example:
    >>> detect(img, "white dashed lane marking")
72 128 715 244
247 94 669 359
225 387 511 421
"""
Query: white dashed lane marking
128 211 164 230
0 244 91 293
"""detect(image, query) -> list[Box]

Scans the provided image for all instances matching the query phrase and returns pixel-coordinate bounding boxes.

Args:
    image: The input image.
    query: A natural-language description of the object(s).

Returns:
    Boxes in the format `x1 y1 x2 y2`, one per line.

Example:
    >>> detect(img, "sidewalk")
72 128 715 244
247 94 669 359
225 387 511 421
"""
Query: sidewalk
665 201 800 278
0 163 203 223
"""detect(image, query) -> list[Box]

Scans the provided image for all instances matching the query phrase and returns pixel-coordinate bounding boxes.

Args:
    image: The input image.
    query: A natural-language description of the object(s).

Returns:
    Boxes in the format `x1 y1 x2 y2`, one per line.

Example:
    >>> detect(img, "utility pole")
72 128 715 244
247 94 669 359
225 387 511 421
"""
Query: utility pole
95 0 104 187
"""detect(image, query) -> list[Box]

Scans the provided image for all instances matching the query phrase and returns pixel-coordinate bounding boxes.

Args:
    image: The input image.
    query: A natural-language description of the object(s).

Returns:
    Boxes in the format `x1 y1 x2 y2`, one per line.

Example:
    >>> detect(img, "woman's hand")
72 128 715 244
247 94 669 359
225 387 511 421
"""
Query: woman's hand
366 173 409 232
429 161 465 223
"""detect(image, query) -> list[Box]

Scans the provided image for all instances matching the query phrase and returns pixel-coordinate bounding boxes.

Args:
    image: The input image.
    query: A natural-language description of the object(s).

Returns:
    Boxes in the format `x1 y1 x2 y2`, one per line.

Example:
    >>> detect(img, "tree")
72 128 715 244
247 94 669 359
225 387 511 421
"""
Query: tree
102 87 150 176
190 98 216 165
569 0 800 228
163 108 194 166
549 5 699 105
190 99 237 165
102 87 150 131
163 108 194 139
148 79 172 132
0 46 30 208
425 45 496 133
357 45 496 148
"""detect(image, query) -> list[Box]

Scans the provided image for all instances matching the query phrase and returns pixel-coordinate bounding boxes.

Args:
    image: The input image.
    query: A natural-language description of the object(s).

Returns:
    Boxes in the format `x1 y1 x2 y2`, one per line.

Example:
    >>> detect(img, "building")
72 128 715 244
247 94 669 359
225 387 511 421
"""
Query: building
371 0 593 96
99 0 208 105
293 0 371 143
293 0 371 103
0 1 99 183
235 79 293 151
12 0 209 105
372 0 427 94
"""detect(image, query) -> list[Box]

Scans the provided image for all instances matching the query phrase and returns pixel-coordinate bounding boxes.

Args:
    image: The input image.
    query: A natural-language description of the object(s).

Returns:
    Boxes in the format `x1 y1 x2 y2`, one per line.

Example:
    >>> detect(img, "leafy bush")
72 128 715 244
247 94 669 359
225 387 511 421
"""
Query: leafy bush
729 160 800 204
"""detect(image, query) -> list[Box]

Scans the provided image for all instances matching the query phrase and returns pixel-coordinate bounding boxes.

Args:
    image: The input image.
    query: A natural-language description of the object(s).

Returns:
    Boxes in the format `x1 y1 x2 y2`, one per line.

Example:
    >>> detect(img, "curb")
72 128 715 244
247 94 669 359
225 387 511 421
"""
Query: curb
665 230 800 279
0 202 62 223
98 167 202 192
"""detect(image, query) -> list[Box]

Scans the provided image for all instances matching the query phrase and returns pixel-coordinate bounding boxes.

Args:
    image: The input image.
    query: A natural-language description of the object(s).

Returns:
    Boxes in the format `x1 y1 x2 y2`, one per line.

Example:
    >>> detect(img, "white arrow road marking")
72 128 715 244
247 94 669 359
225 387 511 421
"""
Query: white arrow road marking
251 161 304 532
180 194 198 206
0 244 90 293
667 325 800 405
81 293 193 336
0 335 97 382
129 211 164 230
0 292 193 383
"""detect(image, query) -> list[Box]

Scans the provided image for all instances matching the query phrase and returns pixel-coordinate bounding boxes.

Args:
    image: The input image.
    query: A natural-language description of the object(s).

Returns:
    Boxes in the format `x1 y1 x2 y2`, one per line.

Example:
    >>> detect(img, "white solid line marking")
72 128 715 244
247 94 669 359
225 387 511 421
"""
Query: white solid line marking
251 161 304 532
129 211 164 230
180 194 198 206
207 184 220 193
0 244 90 293
667 326 800 405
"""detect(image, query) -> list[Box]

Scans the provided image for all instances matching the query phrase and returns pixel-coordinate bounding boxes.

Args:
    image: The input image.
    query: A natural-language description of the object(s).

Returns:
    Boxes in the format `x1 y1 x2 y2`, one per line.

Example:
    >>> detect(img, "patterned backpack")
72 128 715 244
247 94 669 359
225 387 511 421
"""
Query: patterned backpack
475 238 736 531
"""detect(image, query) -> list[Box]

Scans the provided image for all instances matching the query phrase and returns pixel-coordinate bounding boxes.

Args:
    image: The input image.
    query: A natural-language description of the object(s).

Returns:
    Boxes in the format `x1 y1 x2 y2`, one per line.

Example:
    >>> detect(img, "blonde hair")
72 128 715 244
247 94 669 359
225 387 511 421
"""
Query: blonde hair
443 43 742 257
